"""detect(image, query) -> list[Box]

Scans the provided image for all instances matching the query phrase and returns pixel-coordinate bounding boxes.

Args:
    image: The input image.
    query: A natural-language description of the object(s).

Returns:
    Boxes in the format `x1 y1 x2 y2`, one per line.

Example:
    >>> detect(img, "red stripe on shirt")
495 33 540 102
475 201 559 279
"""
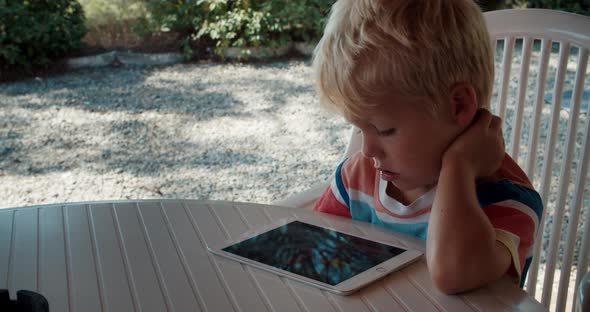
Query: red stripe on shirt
341 154 376 195
484 204 536 275
313 187 352 218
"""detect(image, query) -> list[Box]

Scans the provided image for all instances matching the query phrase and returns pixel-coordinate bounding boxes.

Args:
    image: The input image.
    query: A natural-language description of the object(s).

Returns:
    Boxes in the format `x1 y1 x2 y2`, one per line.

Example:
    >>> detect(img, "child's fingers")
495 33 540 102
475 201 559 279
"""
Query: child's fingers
489 114 505 150
475 108 493 128
490 115 502 130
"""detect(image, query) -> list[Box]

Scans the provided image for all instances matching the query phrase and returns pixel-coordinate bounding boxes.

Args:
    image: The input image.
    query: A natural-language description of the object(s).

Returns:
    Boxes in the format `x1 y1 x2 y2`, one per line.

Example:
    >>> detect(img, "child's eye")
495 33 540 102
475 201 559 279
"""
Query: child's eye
377 128 396 136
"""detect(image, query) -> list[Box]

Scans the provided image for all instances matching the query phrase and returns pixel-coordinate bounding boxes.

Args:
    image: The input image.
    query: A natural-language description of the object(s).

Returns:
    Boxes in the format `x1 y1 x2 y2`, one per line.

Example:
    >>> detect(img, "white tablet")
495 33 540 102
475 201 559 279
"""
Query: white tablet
207 218 423 295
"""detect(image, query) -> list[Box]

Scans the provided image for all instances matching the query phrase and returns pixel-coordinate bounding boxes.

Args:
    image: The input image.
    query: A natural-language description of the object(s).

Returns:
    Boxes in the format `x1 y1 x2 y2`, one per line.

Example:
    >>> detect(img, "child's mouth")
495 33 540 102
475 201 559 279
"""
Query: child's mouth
380 170 400 181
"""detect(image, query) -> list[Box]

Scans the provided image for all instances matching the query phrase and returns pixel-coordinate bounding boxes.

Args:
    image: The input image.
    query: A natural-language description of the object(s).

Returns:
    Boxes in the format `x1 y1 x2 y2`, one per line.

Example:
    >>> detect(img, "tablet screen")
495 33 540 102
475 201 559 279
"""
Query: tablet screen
222 221 405 285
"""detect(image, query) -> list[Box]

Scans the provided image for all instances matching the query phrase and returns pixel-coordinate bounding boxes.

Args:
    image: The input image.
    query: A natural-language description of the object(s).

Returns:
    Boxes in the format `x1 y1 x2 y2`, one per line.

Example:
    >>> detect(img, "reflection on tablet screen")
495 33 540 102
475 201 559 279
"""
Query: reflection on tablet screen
222 221 405 285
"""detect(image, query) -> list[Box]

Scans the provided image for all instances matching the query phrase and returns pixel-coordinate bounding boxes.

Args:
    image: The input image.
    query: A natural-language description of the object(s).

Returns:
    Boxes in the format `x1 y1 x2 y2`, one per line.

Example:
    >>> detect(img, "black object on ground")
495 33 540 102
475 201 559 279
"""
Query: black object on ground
0 289 49 312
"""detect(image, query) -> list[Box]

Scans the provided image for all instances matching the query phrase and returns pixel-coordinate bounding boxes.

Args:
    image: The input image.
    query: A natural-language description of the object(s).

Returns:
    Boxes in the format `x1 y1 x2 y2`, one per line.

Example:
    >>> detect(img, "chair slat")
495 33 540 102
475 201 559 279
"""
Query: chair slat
555 48 590 312
493 38 498 55
524 39 553 296
574 188 590 306
524 39 552 180
538 42 570 202
541 42 580 307
509 37 533 161
498 37 515 121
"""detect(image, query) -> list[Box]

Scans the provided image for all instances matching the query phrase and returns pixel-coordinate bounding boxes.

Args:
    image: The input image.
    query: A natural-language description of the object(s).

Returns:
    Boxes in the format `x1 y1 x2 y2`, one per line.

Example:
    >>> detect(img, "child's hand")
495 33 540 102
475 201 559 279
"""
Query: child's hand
442 109 505 178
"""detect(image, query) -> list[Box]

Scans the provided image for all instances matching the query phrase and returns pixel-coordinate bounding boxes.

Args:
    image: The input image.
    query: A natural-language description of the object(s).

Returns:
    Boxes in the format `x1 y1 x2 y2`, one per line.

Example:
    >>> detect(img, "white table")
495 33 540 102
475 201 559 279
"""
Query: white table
0 200 546 311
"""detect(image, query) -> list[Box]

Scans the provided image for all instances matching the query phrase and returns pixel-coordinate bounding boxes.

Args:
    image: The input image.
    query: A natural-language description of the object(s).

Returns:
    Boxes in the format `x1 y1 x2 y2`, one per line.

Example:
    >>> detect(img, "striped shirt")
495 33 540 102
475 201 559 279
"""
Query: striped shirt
313 152 543 287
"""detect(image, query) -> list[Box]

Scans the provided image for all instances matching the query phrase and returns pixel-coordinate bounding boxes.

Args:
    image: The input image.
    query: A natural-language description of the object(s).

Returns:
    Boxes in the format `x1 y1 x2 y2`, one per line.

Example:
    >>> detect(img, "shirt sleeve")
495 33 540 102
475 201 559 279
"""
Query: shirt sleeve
313 161 352 218
477 181 543 285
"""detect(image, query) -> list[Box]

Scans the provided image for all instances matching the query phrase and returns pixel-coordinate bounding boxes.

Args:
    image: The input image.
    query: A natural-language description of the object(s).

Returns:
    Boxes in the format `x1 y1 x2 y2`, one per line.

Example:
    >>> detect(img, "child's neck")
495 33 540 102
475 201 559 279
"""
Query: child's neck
386 182 434 205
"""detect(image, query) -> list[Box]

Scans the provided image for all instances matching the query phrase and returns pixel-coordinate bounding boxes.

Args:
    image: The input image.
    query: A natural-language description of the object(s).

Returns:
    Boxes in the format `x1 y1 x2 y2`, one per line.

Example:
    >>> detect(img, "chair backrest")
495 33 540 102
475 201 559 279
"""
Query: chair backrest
486 9 590 312
340 8 590 311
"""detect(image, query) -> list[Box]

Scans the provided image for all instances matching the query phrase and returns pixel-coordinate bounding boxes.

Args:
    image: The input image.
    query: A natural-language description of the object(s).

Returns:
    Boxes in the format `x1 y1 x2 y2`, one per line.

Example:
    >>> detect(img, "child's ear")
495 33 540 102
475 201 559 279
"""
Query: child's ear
449 83 478 127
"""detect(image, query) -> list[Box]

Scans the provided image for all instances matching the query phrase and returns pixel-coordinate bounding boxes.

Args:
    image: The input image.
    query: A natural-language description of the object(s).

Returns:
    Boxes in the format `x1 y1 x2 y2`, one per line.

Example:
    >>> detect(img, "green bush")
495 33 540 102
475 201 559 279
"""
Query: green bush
478 0 510 11
142 0 214 58
0 0 87 68
527 0 590 16
196 1 290 55
479 0 590 15
270 0 334 43
142 0 208 33
143 0 334 59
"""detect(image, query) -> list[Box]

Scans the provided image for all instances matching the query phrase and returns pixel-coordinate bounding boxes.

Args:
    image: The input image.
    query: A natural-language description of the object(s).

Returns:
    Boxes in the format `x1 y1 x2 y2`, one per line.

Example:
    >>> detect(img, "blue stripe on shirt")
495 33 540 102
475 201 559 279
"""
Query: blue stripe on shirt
335 161 350 206
476 180 543 220
521 257 533 288
349 199 429 240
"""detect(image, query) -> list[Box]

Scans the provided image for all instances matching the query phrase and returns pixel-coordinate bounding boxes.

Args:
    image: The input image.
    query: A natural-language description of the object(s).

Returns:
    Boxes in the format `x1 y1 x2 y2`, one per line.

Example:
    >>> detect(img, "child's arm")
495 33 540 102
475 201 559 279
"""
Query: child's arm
426 110 511 294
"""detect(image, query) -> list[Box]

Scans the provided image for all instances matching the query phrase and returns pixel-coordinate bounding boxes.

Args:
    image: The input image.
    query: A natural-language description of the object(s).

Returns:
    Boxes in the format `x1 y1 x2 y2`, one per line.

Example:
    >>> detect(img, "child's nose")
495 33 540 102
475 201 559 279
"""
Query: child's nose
361 134 381 159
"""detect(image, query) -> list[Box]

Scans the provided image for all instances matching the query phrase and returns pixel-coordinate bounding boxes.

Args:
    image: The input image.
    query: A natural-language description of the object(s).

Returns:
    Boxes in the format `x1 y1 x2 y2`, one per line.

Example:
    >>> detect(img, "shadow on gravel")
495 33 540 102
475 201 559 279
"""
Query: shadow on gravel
1 64 314 116
0 114 281 177
0 62 332 181
2 66 247 117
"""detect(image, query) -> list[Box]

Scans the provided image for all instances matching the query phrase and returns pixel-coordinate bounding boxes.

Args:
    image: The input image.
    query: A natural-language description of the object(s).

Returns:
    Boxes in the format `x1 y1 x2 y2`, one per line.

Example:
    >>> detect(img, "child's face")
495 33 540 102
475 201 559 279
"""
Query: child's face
349 95 462 194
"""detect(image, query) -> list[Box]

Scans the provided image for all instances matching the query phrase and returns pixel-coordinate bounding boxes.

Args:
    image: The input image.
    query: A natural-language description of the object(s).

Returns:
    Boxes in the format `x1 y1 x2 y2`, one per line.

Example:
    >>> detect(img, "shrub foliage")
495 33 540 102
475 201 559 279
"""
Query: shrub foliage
526 0 590 16
0 0 87 68
479 0 590 15
143 0 334 58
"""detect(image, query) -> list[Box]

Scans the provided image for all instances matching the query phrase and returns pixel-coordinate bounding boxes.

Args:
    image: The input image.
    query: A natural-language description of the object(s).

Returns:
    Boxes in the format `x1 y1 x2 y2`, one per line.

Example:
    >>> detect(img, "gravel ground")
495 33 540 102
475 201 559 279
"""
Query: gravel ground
0 61 349 208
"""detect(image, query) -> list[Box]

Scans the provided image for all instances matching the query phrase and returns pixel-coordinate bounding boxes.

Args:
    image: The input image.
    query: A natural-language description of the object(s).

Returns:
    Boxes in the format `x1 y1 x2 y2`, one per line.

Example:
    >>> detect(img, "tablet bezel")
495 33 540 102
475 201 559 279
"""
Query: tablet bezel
207 217 423 295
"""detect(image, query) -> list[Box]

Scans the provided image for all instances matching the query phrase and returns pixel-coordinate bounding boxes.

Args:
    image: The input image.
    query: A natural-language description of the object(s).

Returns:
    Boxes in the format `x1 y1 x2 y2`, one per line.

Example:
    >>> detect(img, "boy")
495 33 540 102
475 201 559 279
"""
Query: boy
312 0 543 294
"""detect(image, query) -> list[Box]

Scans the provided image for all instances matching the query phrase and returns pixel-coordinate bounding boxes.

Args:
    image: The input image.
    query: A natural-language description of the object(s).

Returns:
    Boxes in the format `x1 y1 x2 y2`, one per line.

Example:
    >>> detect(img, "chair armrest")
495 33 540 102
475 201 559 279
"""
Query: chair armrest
272 181 329 209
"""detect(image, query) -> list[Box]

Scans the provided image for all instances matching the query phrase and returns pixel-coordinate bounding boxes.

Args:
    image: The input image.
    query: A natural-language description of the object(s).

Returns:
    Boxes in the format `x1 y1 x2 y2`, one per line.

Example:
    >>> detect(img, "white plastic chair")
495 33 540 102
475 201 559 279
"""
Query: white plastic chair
274 8 590 312
486 9 590 312
577 271 590 312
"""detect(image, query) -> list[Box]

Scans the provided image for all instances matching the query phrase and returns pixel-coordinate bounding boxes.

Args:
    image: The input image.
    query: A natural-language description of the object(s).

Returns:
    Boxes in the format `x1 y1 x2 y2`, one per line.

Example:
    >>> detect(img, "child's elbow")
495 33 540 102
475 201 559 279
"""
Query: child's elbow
431 267 461 295
429 262 474 295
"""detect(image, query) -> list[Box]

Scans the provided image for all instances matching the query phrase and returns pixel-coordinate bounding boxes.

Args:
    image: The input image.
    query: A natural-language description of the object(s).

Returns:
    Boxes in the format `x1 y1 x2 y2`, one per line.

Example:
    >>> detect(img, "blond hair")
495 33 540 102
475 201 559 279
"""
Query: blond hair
313 0 494 119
